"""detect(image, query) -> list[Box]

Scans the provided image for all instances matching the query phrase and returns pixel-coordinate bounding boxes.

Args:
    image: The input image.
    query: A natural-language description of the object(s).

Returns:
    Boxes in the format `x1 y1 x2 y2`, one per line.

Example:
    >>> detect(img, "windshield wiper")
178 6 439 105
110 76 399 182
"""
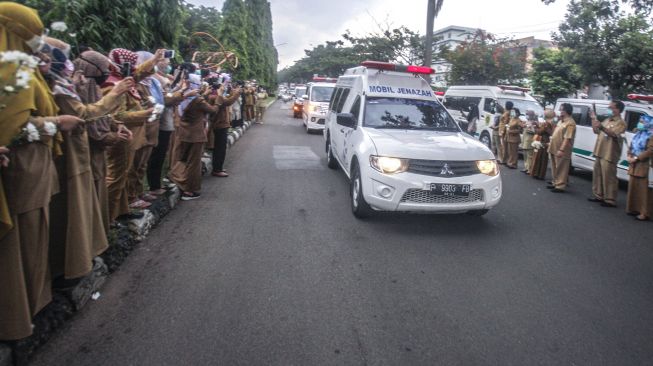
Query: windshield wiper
373 125 418 130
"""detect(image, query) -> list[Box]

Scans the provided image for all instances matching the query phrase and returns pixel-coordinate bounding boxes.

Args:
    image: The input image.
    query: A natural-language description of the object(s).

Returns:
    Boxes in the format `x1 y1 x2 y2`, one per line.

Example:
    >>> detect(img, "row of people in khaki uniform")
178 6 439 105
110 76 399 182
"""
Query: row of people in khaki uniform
494 99 653 221
0 3 267 342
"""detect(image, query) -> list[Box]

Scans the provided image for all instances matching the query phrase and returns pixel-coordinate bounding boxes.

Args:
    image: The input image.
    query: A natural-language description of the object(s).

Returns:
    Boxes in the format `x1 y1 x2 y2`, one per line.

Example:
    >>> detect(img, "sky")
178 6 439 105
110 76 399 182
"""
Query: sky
187 0 572 70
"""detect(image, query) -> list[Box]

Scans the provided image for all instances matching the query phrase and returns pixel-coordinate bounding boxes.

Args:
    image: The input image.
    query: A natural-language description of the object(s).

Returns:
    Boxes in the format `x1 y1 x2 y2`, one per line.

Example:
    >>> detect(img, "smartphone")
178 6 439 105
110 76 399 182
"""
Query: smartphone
121 62 131 77
164 50 175 59
592 103 597 114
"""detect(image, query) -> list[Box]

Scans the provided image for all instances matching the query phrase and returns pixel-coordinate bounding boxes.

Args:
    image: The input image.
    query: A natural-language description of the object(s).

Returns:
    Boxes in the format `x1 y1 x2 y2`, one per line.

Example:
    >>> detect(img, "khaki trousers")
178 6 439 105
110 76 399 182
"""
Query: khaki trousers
244 105 255 121
523 149 534 172
592 158 619 204
506 142 519 167
128 145 154 201
627 176 653 217
106 139 134 220
498 135 507 163
256 106 266 123
550 154 571 190
492 130 500 157
170 141 205 193
0 208 52 341
90 146 110 233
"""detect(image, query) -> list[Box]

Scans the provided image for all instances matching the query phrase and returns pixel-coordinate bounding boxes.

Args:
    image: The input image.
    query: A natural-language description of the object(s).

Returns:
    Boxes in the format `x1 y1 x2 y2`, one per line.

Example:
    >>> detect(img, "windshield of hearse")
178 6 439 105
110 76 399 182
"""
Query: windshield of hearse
364 97 460 131
310 86 334 102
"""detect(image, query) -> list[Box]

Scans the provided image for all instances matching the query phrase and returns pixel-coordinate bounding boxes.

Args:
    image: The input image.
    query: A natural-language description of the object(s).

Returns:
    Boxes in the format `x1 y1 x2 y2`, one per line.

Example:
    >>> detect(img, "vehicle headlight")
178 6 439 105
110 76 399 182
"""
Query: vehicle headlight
476 160 498 176
369 156 409 174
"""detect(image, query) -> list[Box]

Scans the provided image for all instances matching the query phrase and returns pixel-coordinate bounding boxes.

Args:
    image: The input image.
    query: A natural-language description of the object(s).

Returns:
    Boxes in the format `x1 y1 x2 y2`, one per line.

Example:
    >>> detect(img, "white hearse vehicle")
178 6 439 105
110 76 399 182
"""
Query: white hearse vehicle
554 95 653 184
443 85 544 149
302 77 336 133
324 61 502 218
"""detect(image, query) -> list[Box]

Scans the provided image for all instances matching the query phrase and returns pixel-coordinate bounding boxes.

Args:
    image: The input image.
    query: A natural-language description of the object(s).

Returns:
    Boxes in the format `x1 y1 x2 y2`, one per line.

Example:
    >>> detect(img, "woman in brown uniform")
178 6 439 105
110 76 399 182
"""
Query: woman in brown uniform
44 40 134 281
0 2 82 341
74 51 133 231
104 48 159 220
626 115 653 221
170 74 219 200
506 108 523 169
530 109 555 180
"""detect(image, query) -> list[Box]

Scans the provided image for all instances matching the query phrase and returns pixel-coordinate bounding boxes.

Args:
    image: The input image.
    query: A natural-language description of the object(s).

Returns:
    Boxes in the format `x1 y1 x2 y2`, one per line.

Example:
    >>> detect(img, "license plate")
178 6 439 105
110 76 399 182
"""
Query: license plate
429 183 471 197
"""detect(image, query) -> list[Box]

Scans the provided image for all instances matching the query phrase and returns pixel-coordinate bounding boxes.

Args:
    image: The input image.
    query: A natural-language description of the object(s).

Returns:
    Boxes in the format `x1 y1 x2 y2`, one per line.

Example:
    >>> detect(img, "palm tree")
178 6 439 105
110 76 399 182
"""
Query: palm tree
423 0 445 71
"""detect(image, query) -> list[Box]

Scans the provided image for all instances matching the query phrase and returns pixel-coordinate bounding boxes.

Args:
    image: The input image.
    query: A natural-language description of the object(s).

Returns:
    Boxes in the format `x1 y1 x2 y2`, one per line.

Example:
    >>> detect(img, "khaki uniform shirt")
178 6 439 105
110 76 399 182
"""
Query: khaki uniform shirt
548 116 576 157
177 98 218 143
506 117 523 143
593 116 626 163
256 92 268 108
498 111 510 137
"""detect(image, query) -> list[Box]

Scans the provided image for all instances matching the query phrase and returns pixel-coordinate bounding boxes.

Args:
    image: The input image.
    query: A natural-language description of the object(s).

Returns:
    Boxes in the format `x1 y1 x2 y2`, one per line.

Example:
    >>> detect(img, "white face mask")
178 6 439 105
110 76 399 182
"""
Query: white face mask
510 110 516 118
25 34 45 53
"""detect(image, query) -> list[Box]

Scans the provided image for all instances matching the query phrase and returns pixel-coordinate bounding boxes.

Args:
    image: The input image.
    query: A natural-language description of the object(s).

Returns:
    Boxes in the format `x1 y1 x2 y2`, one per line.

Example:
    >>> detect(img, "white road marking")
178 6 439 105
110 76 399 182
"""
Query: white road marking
273 145 323 170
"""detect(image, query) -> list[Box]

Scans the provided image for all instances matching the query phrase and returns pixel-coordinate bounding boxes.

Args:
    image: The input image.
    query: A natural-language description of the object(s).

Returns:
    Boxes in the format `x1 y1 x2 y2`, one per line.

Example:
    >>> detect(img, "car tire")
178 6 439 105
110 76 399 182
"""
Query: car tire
326 137 338 170
467 209 489 217
479 132 492 149
350 162 373 218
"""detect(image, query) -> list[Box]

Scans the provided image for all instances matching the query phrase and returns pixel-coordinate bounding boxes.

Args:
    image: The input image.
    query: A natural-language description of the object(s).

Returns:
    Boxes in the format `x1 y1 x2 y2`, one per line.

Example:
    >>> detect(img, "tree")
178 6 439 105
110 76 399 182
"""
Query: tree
542 0 653 13
530 48 583 105
440 30 527 85
343 26 424 65
179 4 222 60
554 0 653 98
424 0 445 72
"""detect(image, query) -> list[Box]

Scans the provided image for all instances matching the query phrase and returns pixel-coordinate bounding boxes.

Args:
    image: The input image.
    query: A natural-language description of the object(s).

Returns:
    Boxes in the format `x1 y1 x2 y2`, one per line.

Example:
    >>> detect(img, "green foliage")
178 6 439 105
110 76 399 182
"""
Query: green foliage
530 48 583 105
440 31 527 86
179 4 222 60
554 0 653 98
278 26 425 84
542 0 653 13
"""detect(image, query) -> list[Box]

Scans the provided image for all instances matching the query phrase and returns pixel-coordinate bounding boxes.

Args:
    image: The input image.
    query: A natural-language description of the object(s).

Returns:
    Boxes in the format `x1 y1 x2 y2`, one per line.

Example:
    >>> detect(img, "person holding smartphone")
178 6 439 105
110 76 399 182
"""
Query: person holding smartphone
588 100 627 207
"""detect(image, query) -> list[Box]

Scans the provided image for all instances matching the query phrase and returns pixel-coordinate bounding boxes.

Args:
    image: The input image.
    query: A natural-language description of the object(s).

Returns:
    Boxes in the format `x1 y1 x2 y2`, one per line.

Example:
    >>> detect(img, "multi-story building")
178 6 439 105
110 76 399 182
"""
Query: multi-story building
431 26 483 88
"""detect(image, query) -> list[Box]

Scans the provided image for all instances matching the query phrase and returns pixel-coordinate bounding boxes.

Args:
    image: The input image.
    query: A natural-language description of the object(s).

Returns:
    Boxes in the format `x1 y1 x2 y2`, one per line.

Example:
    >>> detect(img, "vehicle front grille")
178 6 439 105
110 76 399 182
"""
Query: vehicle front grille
317 119 325 125
407 160 479 178
400 189 484 204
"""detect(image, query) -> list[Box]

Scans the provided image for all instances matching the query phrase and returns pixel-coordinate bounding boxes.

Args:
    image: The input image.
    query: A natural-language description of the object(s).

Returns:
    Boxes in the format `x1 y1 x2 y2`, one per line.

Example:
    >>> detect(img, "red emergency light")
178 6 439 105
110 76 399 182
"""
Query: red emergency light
361 61 434 75
312 76 337 83
627 94 653 102
435 91 445 96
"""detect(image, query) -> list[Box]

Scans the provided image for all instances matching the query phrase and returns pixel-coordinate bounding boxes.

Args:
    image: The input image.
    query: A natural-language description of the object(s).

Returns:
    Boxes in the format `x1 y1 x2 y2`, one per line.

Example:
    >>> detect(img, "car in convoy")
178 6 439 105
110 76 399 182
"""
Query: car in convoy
324 61 502 218
443 85 544 150
292 85 307 118
302 77 336 133
554 95 653 184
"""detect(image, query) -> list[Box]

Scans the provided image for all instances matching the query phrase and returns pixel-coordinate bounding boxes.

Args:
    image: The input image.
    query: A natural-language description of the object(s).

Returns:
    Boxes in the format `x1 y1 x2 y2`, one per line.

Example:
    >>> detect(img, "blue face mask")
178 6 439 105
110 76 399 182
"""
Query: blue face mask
165 65 172 74
605 109 613 117
637 122 646 131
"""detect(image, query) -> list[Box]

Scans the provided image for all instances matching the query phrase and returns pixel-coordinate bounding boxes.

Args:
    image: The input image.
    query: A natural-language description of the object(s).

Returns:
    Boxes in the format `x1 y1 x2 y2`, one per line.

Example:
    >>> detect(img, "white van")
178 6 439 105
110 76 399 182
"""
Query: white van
554 97 653 183
324 61 502 218
302 78 336 133
443 85 544 150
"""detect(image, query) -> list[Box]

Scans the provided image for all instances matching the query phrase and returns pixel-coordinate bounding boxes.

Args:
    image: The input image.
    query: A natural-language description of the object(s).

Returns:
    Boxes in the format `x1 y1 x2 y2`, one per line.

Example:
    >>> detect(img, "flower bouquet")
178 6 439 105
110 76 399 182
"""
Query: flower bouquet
0 50 39 110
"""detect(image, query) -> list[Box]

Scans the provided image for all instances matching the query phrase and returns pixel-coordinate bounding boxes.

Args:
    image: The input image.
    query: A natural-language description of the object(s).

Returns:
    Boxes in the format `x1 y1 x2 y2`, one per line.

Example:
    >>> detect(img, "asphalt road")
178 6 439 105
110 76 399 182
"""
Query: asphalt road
31 101 653 366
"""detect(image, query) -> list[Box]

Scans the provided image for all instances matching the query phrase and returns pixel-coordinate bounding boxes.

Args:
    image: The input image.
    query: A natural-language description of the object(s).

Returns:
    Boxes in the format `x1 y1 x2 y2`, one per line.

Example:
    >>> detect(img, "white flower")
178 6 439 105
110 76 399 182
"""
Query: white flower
14 69 32 89
51 21 68 32
153 103 165 115
24 122 40 142
43 121 57 136
4 86 15 93
69 33 77 38
0 51 38 69
148 96 156 104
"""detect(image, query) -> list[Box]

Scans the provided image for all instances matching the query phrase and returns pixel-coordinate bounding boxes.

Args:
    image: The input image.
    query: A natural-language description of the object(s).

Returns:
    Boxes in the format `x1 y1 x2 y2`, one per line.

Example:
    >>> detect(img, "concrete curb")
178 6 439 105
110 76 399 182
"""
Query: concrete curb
0 120 256 366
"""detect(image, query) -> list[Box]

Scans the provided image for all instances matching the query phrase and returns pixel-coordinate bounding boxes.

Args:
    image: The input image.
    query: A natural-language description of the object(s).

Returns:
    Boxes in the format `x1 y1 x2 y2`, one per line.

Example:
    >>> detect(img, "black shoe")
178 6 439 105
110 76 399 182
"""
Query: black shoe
181 192 201 201
627 211 640 216
117 211 145 220
521 170 528 173
546 185 555 189
587 197 603 203
551 188 565 193
600 202 616 208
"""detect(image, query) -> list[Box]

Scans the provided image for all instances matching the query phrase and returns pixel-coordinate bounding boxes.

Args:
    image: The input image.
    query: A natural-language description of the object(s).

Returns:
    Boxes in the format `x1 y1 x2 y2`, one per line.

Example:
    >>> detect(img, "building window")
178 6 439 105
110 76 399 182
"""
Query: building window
448 32 452 39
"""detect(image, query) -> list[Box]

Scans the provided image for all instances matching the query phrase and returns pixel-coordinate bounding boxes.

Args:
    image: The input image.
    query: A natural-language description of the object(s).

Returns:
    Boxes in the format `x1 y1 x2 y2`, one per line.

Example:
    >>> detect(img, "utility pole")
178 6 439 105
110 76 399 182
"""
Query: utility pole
424 0 435 83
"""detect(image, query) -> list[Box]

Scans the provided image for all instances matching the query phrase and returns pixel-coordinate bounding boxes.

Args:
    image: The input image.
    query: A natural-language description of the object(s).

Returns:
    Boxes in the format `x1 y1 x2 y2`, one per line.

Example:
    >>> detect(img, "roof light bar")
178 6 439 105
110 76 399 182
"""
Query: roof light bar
312 76 338 83
627 94 653 102
497 85 530 93
361 61 434 75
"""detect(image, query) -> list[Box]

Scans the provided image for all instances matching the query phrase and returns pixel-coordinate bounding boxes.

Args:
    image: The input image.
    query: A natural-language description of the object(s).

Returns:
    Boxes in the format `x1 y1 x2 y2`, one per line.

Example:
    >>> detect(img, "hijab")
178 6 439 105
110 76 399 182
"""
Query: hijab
106 48 140 99
631 115 653 156
178 74 201 118
136 51 164 105
42 38 80 101
74 51 113 143
0 1 59 239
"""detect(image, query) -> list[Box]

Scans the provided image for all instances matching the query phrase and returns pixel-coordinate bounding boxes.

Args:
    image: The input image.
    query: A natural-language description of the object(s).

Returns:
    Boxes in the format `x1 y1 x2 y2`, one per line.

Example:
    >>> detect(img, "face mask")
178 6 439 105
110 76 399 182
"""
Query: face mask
165 65 172 74
510 110 516 118
25 34 45 53
555 111 561 118
637 122 646 131
153 65 159 74
92 73 109 86
605 109 613 117
63 59 75 78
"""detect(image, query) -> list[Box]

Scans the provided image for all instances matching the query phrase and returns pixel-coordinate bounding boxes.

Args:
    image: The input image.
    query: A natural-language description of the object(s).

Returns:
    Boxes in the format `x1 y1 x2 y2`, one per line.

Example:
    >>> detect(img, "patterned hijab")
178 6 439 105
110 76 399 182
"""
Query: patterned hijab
106 48 140 99
631 115 653 156
178 74 201 118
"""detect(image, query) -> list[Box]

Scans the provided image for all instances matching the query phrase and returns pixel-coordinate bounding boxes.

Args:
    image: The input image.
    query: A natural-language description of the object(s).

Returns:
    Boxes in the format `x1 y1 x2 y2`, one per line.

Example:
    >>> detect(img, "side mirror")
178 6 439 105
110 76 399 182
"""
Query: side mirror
301 94 308 100
336 113 357 129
